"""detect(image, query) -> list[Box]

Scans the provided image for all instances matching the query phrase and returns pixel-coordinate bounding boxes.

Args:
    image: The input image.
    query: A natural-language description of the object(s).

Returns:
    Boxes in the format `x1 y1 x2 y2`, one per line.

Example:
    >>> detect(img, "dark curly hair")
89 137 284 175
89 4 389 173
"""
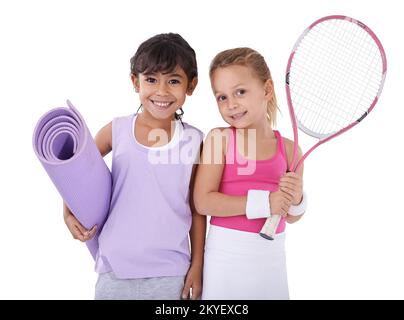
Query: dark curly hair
130 33 198 123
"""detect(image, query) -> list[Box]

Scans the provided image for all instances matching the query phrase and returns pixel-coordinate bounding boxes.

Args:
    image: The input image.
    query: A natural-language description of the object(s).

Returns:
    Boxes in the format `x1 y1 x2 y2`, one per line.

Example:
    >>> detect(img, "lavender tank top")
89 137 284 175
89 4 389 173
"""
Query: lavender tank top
95 114 203 279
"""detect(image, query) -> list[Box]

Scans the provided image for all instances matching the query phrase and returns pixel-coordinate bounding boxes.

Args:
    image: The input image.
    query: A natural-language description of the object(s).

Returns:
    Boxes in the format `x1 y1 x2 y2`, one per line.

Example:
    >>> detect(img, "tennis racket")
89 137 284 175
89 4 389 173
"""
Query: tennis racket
259 15 387 240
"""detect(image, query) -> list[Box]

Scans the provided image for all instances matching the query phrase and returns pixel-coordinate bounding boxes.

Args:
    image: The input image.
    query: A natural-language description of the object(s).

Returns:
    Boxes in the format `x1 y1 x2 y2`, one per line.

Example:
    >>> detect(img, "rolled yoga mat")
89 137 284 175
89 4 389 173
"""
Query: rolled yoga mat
33 100 111 260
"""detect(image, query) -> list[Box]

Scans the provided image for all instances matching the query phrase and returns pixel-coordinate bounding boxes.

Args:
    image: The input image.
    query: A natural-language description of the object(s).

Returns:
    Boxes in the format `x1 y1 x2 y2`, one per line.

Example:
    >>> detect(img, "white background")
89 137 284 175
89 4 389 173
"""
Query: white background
0 0 402 299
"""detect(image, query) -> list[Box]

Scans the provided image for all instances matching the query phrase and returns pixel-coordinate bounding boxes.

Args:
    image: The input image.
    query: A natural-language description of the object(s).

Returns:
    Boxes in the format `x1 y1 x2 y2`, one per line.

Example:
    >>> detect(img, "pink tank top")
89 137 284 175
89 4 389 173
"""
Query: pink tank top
210 127 288 233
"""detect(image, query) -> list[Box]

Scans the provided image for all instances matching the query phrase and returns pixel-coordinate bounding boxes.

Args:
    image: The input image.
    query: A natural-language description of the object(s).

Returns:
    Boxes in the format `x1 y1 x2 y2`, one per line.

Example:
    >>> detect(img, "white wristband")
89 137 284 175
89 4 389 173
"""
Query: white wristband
288 191 307 216
246 190 271 219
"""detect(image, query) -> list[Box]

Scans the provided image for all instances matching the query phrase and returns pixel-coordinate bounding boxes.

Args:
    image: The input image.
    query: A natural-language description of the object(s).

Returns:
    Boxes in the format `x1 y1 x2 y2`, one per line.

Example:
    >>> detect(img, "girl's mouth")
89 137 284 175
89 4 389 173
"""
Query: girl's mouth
231 111 247 120
151 100 174 110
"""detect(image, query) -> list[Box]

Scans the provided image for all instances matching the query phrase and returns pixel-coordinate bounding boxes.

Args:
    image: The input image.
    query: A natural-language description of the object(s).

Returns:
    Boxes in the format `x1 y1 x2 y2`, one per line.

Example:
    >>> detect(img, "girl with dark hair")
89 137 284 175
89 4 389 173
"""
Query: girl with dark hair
63 33 205 300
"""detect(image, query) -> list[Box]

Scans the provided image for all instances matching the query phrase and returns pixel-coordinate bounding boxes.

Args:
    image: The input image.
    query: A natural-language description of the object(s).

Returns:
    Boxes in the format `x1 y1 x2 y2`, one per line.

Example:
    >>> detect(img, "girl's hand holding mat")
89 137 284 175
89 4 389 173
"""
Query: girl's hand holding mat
64 208 97 242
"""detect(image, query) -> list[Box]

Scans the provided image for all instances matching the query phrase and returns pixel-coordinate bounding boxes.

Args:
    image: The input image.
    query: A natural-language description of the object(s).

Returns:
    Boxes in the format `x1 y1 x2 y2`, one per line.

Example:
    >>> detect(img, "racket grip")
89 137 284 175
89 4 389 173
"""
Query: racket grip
259 214 281 240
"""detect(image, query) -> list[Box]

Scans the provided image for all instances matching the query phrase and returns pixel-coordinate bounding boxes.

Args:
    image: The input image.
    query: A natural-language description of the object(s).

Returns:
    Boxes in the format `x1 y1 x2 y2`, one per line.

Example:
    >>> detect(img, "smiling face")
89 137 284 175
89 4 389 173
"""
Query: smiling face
132 66 196 120
211 64 272 129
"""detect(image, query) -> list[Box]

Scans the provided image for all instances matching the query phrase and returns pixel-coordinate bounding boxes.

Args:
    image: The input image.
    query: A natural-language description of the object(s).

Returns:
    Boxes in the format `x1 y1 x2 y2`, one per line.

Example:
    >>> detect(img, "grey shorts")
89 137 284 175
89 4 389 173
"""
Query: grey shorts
95 272 185 300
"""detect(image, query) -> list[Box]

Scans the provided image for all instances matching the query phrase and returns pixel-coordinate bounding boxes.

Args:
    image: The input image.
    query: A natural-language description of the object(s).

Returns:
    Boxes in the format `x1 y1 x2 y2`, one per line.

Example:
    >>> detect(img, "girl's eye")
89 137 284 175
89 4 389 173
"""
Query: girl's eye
145 77 157 83
217 95 226 102
168 79 180 85
236 89 246 96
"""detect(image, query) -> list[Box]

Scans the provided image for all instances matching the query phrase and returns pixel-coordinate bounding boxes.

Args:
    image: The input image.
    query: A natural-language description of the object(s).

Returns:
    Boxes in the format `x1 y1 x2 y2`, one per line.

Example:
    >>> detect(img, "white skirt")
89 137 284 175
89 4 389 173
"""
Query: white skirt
202 225 289 300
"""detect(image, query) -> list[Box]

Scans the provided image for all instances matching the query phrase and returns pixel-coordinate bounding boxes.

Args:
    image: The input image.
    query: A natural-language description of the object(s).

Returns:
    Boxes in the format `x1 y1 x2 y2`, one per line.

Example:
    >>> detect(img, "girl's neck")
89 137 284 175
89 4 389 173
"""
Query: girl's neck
242 118 274 140
137 109 176 131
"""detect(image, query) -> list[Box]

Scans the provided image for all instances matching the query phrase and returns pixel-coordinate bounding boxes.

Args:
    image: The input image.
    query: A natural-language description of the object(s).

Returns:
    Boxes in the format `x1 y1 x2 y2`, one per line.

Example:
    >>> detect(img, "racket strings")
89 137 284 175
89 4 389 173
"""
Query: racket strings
295 22 380 103
289 18 384 137
294 25 377 130
293 26 381 134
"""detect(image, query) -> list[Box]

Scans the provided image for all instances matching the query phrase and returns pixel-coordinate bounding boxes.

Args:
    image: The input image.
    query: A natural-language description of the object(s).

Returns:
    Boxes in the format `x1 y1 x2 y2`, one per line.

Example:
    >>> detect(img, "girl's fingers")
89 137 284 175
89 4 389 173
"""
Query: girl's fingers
75 221 90 237
281 202 291 216
280 174 299 182
72 225 86 242
282 191 293 201
182 282 191 300
89 225 97 235
280 174 302 186
279 179 302 189
280 186 295 197
190 285 202 300
84 225 98 240
282 188 303 204
283 172 300 179
281 208 288 217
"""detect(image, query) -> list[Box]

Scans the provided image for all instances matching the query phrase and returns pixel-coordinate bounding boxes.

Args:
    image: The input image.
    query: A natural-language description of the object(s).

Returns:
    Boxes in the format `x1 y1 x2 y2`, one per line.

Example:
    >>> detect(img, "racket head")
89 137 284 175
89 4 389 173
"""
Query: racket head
285 15 387 170
260 16 387 240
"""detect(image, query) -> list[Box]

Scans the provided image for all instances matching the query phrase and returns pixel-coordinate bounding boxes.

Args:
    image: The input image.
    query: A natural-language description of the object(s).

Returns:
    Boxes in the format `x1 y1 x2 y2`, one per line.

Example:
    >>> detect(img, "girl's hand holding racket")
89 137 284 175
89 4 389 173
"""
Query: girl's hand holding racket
269 189 293 218
279 172 303 206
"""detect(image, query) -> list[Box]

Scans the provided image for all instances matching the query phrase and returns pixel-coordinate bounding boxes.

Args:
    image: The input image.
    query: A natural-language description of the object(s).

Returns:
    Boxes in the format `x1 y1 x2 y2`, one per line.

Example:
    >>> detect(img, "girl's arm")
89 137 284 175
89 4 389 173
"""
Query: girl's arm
94 121 113 157
194 128 248 217
189 150 206 268
63 122 112 241
281 138 305 224
182 157 206 300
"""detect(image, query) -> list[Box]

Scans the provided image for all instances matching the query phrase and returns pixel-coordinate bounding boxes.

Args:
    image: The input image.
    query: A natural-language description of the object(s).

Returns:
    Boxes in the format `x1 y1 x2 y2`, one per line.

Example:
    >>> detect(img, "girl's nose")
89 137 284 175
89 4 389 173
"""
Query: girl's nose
156 82 169 95
227 97 239 110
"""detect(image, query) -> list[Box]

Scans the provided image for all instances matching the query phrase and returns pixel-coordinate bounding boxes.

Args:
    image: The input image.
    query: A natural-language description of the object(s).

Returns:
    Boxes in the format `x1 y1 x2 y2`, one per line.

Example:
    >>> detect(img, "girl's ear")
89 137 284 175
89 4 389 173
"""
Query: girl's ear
187 77 198 96
264 79 274 100
131 74 140 93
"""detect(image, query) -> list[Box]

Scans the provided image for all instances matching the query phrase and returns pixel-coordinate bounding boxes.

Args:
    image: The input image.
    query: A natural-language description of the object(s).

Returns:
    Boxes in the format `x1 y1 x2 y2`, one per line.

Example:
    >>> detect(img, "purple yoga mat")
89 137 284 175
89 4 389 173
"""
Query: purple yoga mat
33 100 111 260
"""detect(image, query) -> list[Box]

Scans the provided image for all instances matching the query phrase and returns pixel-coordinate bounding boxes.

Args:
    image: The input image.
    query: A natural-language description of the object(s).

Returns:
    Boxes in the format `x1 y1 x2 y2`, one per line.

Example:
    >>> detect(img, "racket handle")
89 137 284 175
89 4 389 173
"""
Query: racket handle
259 214 281 240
